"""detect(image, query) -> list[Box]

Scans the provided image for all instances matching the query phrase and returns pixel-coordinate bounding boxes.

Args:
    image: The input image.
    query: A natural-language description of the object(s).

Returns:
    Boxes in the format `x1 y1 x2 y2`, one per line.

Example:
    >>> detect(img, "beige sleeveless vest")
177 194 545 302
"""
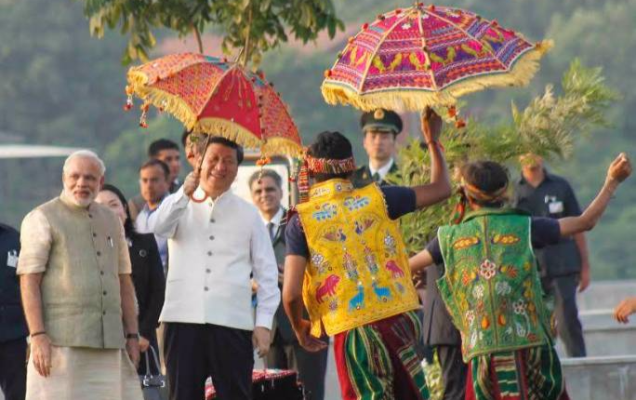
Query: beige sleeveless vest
38 196 128 349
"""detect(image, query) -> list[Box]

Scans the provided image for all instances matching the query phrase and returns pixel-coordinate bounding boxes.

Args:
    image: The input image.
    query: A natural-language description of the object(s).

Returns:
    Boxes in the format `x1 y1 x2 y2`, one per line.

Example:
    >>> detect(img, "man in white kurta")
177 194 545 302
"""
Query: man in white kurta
152 137 280 400
17 150 142 400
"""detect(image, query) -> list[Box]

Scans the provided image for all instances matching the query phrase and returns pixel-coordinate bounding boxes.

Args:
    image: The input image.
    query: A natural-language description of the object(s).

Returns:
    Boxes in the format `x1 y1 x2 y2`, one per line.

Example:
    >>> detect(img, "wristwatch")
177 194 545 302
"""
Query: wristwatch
126 333 140 340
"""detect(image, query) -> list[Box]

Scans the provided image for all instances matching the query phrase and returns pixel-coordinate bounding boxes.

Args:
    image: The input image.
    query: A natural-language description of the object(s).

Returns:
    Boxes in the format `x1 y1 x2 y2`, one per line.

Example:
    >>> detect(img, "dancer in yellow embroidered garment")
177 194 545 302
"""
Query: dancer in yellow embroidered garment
284 109 452 400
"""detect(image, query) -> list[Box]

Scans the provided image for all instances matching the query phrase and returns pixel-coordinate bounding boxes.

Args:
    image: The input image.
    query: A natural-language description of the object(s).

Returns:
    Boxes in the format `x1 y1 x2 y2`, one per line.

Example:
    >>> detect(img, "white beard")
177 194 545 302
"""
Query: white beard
63 189 95 208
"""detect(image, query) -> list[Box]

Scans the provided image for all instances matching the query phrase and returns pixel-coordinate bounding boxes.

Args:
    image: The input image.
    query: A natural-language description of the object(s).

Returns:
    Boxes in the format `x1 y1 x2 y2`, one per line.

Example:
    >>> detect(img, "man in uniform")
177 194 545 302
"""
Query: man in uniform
351 108 403 187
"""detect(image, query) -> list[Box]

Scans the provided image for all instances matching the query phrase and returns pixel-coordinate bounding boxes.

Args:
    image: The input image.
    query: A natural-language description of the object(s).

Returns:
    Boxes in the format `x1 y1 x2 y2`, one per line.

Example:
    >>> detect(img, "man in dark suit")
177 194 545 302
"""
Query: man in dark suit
351 108 403 187
249 169 328 400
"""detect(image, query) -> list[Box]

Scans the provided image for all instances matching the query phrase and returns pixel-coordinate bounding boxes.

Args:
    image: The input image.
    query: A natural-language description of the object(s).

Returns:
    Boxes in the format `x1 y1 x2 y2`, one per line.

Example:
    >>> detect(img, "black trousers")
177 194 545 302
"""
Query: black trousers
436 345 466 400
266 335 328 400
164 322 254 400
543 274 587 357
0 337 27 400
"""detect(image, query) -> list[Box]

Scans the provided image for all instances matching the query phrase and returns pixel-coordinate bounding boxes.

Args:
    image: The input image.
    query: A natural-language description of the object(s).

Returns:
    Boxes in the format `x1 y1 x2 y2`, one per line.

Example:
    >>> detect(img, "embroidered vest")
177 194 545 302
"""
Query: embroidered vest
437 209 549 362
297 179 419 337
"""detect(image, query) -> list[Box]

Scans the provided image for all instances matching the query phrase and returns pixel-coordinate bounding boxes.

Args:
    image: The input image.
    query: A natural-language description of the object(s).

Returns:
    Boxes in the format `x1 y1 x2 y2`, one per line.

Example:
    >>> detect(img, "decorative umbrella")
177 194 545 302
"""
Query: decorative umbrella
321 3 552 113
125 53 302 157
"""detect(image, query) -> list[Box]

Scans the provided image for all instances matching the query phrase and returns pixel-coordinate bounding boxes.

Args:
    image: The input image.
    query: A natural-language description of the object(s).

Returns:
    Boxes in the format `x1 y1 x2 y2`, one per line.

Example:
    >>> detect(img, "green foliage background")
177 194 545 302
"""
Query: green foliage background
0 0 635 279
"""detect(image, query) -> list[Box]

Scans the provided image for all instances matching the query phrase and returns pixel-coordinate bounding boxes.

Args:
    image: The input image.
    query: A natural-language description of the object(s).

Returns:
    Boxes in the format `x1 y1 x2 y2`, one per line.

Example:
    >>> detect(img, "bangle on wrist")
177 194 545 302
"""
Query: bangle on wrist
30 331 46 338
126 333 140 340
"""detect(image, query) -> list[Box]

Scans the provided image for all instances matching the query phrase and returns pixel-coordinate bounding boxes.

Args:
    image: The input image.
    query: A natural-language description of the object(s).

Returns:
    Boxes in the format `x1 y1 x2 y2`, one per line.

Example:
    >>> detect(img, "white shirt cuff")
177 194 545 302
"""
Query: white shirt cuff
255 312 275 330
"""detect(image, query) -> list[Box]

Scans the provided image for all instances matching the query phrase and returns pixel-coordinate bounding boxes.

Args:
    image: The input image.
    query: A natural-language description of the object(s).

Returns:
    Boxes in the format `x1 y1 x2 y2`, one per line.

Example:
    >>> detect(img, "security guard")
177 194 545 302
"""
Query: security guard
0 222 27 400
513 153 589 358
351 108 403 187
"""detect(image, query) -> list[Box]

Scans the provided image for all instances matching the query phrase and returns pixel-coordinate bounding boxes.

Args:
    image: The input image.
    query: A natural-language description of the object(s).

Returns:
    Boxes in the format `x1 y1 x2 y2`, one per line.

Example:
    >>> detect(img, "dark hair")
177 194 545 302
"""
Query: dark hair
148 139 179 158
205 136 244 165
139 159 170 180
248 169 282 189
460 161 509 207
181 129 191 148
308 131 354 182
100 184 135 238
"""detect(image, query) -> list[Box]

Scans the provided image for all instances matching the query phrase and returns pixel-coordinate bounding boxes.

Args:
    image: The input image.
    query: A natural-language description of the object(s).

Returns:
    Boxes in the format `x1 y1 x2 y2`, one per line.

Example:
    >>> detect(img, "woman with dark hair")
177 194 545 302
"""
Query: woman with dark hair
96 184 165 375
409 154 631 400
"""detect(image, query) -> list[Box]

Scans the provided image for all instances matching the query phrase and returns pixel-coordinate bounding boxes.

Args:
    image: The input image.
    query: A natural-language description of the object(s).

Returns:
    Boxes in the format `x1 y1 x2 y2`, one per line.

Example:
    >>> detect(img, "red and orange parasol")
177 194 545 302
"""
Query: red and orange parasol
125 53 302 157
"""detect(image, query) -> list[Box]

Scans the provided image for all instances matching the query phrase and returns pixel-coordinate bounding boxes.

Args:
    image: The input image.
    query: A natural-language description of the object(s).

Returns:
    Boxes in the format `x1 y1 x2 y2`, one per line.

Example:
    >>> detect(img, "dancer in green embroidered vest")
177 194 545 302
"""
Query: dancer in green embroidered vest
283 108 452 400
409 155 631 400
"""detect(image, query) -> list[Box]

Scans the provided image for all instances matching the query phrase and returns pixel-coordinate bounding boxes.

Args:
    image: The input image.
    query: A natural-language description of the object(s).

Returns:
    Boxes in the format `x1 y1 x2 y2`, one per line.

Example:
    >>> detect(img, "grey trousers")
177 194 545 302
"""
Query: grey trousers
544 274 587 357
437 345 466 400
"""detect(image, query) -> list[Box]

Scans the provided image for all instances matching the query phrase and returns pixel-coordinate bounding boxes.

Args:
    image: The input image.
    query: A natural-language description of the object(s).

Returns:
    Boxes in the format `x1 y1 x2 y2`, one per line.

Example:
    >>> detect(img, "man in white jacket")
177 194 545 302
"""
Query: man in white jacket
152 136 280 400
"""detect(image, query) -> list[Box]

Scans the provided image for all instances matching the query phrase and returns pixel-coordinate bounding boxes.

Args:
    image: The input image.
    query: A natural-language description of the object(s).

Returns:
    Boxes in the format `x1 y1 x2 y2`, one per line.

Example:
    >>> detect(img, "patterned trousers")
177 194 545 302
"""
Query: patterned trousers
333 311 429 400
465 345 570 400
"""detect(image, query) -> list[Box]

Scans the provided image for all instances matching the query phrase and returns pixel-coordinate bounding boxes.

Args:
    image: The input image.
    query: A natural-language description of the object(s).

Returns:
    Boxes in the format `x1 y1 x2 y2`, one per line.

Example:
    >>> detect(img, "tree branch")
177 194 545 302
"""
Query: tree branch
192 25 203 54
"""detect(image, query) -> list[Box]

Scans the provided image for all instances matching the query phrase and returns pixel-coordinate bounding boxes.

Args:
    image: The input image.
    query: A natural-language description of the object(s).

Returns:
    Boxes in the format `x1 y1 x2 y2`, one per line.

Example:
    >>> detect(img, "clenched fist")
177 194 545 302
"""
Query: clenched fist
183 170 201 198
607 153 631 183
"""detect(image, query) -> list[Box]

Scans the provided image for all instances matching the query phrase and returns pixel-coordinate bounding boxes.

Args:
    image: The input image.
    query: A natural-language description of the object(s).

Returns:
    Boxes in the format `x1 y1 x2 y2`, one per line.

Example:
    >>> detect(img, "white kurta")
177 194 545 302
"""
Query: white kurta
151 187 280 330
26 346 142 400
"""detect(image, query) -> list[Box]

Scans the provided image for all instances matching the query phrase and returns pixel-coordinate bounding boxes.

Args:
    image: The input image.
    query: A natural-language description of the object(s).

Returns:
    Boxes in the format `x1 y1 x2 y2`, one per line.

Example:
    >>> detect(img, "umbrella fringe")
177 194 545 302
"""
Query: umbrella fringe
196 118 303 157
260 137 304 158
321 40 553 112
127 71 198 130
196 118 263 149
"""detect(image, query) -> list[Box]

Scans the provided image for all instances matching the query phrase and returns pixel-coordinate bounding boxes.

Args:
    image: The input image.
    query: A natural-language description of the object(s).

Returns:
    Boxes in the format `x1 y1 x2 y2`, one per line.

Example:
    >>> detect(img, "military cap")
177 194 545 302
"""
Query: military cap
360 108 403 135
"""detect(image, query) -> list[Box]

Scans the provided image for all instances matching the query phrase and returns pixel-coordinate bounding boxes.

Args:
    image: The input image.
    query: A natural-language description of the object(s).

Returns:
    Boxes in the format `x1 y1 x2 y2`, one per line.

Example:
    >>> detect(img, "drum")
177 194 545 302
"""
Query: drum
205 369 305 400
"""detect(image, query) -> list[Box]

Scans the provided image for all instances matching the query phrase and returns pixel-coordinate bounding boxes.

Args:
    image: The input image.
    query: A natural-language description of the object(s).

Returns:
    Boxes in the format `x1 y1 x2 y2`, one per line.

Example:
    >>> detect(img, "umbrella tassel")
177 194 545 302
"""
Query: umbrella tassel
124 94 133 111
139 102 149 129
297 154 310 203
255 156 273 184
124 85 134 111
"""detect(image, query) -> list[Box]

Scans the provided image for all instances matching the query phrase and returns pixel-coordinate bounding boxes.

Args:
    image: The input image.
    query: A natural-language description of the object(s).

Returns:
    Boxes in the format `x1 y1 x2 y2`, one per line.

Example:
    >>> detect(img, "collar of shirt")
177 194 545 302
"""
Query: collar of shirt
369 158 395 180
140 193 170 215
205 187 233 210
261 207 284 231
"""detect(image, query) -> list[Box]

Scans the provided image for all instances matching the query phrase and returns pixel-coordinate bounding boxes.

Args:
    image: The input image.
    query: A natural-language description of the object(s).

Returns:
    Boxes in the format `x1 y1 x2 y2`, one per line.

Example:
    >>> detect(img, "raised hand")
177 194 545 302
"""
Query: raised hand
607 153 631 183
183 170 201 198
421 107 443 144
